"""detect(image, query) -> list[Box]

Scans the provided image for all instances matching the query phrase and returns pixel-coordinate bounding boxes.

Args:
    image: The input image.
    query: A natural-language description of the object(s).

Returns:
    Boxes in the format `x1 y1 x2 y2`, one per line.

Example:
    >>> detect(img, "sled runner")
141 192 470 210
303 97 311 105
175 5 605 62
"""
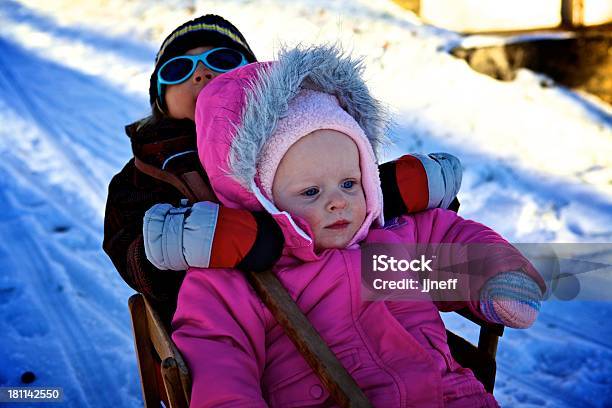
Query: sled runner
127 145 504 407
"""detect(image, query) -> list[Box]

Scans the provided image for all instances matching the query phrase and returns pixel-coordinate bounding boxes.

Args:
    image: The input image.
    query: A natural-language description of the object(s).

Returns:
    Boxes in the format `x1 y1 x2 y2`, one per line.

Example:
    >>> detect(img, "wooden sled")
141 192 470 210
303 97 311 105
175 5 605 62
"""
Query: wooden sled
129 294 191 408
129 292 504 408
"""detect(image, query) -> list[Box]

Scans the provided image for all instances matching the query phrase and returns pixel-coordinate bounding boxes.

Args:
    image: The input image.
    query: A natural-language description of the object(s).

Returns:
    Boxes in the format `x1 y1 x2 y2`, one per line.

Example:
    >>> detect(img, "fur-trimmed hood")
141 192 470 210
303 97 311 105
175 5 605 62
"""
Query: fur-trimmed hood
195 45 389 256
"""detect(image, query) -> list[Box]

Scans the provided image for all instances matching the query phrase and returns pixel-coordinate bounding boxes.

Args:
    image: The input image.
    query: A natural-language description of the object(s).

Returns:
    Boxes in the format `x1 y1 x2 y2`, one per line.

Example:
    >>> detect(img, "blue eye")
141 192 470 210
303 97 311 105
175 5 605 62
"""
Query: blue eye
342 180 355 189
302 188 319 197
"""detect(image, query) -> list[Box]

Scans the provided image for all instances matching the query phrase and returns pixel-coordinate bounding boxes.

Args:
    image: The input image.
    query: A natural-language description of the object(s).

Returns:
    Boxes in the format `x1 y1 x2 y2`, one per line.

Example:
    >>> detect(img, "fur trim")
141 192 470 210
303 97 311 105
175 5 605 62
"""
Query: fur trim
228 44 390 189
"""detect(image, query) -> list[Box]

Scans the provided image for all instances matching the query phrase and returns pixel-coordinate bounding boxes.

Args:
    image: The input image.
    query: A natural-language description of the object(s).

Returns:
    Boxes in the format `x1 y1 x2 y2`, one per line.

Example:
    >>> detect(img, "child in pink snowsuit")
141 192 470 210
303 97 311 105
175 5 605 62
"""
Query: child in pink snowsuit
172 45 546 407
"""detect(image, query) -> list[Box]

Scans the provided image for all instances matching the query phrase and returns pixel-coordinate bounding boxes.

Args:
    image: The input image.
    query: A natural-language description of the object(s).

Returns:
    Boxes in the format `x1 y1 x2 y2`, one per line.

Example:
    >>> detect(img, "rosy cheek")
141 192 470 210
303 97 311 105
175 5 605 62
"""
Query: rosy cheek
295 207 321 230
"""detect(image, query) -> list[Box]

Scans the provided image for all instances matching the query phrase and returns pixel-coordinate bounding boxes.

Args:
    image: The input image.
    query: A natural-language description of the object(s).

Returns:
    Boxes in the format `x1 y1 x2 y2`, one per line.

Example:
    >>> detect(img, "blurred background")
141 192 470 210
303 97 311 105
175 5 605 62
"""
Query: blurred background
0 1 610 406
399 0 612 31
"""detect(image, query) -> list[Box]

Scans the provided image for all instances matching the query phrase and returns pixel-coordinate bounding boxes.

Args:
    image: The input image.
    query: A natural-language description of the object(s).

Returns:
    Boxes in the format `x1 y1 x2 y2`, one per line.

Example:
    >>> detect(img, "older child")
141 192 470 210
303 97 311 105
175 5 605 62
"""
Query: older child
171 45 545 407
104 15 464 322
103 15 262 319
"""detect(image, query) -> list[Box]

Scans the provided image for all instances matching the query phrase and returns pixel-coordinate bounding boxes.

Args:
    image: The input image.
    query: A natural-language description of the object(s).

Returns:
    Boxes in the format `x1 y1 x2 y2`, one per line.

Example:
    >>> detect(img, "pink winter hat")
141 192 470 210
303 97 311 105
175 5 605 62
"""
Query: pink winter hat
256 89 383 243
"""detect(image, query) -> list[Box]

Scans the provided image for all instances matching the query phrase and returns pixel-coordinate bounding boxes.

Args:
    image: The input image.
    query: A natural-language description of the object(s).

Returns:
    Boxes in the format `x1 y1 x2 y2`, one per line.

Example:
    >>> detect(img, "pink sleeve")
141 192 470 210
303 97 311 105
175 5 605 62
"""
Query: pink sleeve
396 208 546 320
171 267 269 407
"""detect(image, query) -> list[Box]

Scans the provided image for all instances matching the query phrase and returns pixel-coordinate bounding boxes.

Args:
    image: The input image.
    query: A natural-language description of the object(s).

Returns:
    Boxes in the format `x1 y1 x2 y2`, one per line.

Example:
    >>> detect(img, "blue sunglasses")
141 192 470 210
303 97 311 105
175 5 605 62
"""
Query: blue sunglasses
157 47 247 99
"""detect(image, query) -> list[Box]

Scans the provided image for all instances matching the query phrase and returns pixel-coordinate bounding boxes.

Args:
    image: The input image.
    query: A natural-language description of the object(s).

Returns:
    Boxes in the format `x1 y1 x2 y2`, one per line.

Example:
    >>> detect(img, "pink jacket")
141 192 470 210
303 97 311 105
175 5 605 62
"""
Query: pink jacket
171 46 544 407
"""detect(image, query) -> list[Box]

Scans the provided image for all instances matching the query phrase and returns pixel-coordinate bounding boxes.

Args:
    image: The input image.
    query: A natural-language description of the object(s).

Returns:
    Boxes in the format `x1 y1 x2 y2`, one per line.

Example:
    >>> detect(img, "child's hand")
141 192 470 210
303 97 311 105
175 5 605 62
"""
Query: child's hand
143 202 284 272
379 153 462 219
479 271 543 328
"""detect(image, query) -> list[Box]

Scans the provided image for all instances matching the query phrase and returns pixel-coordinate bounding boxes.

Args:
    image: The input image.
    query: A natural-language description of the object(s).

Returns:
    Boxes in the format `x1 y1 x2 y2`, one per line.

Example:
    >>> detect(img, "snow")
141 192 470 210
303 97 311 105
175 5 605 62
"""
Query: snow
1 0 611 406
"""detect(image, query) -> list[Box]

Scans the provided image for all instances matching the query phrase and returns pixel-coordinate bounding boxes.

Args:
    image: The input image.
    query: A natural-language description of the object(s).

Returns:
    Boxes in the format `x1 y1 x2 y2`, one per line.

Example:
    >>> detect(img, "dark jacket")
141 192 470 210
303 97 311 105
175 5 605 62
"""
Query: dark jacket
103 117 197 321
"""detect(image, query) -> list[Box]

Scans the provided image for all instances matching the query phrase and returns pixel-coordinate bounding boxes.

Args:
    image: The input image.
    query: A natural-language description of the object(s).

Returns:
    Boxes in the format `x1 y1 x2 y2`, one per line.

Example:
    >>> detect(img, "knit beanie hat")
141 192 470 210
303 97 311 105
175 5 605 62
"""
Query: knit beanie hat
149 14 257 113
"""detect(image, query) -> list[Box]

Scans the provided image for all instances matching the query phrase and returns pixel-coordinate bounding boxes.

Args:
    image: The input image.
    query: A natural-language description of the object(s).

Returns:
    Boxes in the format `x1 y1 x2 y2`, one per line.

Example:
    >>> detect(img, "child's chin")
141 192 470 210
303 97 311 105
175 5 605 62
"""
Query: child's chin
315 237 351 252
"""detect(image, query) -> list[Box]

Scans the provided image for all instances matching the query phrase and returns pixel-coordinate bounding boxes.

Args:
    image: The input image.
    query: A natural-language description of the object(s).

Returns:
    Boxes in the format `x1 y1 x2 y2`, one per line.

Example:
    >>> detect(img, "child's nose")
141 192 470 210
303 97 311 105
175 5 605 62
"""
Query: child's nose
327 194 348 212
192 63 216 84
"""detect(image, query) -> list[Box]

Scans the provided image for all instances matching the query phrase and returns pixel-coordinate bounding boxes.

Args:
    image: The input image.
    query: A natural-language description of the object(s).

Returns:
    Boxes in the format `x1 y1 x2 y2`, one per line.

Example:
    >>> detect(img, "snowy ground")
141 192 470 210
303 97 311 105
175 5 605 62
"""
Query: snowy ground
0 0 611 407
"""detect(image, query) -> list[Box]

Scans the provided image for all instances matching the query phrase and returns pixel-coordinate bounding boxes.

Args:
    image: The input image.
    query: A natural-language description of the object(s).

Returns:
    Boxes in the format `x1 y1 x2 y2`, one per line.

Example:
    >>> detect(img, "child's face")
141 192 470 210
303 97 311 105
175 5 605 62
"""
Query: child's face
272 130 367 251
164 46 222 120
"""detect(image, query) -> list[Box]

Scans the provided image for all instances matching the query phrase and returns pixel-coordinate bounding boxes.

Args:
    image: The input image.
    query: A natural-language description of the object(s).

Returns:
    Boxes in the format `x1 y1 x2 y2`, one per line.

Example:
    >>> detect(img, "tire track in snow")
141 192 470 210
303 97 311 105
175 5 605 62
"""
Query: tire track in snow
0 36 138 405
0 37 110 210
0 218 125 407
0 142 140 405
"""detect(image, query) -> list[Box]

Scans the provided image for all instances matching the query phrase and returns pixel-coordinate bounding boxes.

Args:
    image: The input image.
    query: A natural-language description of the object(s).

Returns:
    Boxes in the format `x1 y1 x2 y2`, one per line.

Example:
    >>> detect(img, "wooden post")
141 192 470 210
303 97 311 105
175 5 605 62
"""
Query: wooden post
561 0 584 28
128 295 162 407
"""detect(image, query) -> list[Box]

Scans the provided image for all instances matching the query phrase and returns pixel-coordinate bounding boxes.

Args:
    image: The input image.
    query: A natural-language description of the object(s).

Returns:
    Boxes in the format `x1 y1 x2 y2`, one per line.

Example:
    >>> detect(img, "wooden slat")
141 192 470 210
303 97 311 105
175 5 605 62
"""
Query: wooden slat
128 294 162 407
478 327 501 359
142 296 192 405
143 297 176 361
161 358 189 408
248 270 372 408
